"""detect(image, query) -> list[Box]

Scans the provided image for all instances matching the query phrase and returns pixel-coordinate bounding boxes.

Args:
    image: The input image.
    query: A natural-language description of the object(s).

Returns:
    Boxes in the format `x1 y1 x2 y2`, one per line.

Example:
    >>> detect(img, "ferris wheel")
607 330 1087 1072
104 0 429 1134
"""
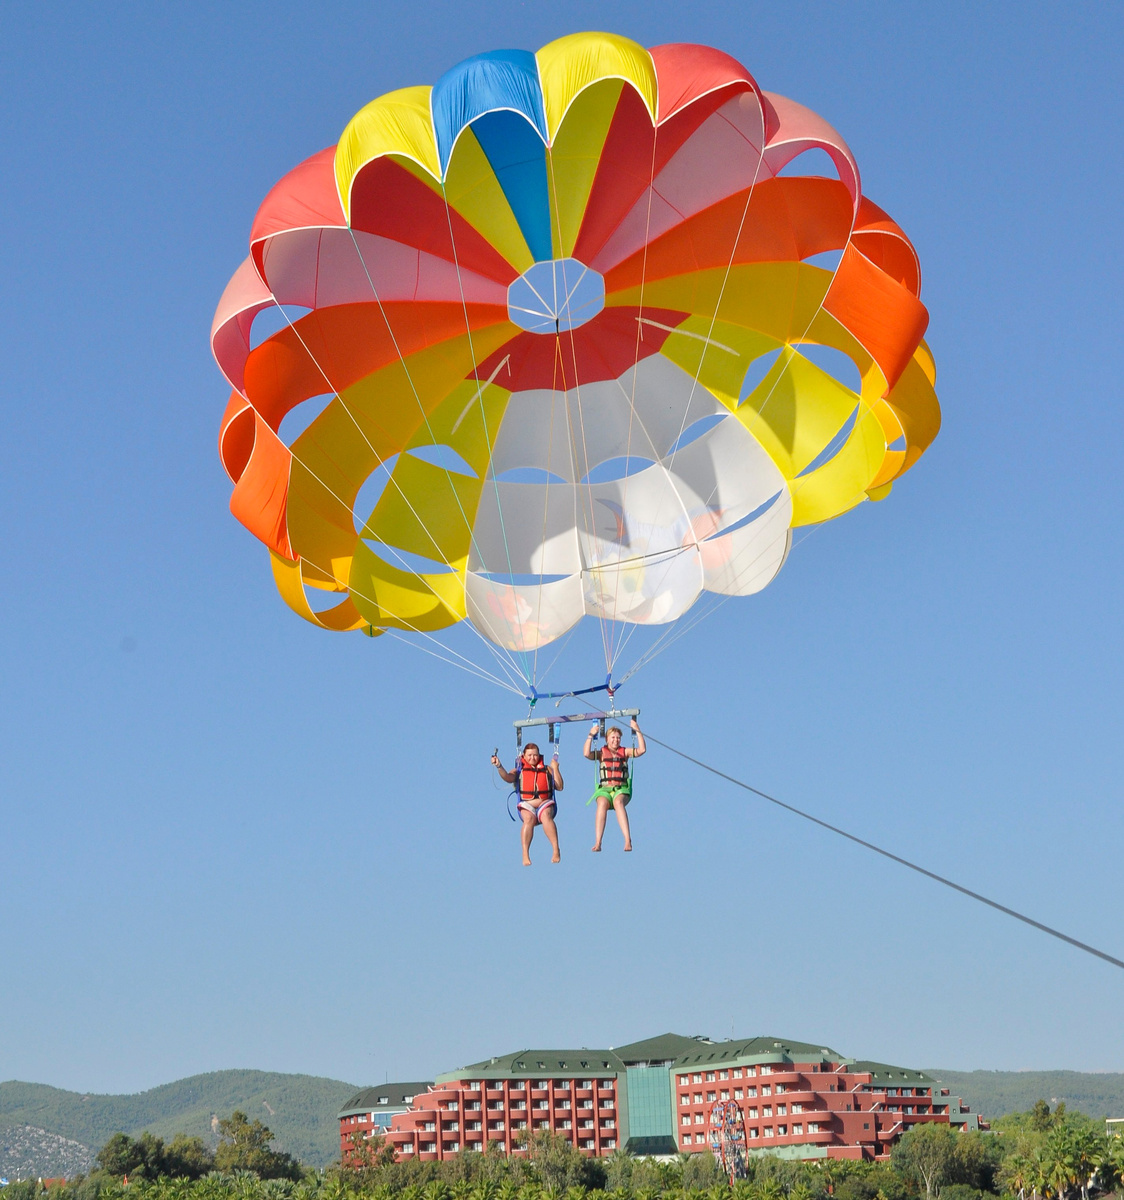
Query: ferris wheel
708 1098 748 1183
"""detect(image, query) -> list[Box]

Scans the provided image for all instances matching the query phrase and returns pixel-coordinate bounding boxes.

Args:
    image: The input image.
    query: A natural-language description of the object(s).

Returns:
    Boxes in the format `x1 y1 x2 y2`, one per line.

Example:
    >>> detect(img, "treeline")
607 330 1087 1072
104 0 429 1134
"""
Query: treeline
4 1102 1121 1200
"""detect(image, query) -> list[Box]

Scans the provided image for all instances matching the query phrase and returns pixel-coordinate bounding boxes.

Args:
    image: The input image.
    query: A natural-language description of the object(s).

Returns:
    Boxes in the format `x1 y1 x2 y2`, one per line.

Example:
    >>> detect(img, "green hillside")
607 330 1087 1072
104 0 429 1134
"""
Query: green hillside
0 1071 358 1169
927 1070 1124 1121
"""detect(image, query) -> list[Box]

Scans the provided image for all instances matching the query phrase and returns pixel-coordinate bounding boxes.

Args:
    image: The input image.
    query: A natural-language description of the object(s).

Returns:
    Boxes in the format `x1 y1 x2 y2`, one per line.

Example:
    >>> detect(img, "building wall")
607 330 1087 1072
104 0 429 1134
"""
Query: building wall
379 1074 620 1162
673 1060 946 1162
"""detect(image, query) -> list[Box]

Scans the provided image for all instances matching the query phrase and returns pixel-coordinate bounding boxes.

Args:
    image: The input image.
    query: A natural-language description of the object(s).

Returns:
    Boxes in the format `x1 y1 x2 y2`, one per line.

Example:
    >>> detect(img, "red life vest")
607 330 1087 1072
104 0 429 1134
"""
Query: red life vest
599 743 629 790
518 757 555 803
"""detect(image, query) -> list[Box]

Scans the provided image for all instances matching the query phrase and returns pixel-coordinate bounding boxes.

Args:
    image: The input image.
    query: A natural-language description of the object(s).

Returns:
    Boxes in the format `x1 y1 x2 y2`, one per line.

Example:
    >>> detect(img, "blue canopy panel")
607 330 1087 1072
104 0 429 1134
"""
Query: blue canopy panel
430 50 553 264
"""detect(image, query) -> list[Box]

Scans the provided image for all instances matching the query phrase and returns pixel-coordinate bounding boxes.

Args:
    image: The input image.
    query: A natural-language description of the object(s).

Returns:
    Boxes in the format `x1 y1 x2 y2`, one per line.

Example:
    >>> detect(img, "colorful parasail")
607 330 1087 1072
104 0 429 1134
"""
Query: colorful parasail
211 33 939 691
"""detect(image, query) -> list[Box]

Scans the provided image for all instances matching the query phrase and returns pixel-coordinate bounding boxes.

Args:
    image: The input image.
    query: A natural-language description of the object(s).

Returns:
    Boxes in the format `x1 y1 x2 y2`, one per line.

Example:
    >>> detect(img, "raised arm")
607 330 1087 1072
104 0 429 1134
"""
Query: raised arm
583 723 599 761
491 752 517 784
629 718 646 757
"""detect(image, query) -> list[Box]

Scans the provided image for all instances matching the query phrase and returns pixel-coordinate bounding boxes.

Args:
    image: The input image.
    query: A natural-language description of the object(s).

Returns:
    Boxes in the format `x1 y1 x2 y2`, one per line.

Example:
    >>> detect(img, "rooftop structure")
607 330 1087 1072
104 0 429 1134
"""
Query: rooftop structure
339 1033 984 1165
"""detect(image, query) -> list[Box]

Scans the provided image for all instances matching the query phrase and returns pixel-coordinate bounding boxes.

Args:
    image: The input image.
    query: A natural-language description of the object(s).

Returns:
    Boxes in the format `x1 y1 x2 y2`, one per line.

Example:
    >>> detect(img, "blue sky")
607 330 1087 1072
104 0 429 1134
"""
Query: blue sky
2 0 1122 1098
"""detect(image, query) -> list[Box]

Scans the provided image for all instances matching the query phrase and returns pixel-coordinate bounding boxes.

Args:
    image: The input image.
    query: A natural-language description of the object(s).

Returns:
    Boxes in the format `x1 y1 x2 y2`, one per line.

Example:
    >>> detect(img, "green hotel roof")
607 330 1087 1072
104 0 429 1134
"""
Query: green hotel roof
431 1035 948 1086
850 1062 938 1085
338 1082 434 1118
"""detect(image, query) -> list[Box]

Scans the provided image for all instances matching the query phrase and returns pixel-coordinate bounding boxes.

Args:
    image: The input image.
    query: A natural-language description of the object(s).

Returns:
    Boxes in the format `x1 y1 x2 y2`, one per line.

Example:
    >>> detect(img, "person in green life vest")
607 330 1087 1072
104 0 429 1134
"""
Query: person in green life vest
492 742 563 866
584 718 645 852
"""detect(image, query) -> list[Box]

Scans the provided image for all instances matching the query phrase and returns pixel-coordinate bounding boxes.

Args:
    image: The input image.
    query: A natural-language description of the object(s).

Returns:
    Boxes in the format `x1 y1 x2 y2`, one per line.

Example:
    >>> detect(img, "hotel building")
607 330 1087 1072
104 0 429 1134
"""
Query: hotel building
338 1033 983 1166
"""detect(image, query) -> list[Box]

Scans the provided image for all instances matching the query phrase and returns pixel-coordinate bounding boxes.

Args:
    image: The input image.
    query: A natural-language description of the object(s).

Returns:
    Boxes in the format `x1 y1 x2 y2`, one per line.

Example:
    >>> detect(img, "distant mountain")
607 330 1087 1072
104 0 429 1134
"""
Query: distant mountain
0 1071 359 1172
927 1070 1124 1121
0 1125 96 1181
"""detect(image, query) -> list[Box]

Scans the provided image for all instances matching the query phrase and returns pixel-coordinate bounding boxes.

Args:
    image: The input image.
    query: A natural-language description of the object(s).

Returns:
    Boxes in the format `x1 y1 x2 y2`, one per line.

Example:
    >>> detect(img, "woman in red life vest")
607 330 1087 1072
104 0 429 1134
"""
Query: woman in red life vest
491 742 563 866
584 718 646 853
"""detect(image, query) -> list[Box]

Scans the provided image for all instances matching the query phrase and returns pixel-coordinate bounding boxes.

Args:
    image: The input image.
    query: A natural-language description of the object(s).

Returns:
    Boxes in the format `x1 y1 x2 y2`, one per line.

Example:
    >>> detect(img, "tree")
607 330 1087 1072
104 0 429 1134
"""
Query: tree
893 1124 957 1200
527 1131 598 1192
214 1111 302 1181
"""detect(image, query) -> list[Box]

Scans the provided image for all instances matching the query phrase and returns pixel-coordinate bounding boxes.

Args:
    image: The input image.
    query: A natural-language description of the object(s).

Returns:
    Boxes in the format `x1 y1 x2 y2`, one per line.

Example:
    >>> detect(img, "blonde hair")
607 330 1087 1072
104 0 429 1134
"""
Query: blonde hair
607 726 623 737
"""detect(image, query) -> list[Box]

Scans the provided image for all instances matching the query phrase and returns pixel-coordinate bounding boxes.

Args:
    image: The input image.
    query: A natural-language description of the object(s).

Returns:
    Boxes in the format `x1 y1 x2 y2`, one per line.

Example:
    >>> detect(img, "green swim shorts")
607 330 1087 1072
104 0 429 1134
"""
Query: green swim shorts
589 786 631 808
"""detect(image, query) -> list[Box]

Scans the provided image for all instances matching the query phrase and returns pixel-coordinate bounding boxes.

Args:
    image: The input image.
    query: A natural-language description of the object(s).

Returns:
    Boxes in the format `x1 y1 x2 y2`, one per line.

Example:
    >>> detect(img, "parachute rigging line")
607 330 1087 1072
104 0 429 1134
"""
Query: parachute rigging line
646 732 1124 972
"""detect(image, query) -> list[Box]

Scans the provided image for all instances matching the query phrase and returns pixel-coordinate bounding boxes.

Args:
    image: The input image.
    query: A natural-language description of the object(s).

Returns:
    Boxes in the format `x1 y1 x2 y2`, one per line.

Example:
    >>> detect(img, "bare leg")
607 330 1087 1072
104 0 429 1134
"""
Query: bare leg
540 807 561 863
615 795 632 851
521 810 536 866
592 795 609 851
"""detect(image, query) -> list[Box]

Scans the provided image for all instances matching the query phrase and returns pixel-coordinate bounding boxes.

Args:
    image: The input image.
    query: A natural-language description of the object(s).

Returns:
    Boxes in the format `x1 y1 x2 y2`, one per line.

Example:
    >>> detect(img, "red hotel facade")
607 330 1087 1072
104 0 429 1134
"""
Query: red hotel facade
339 1033 984 1166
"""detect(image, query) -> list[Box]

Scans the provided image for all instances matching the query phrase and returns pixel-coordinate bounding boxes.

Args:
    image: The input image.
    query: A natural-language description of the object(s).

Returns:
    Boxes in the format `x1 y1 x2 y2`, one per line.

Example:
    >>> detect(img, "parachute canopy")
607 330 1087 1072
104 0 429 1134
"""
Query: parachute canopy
212 32 939 669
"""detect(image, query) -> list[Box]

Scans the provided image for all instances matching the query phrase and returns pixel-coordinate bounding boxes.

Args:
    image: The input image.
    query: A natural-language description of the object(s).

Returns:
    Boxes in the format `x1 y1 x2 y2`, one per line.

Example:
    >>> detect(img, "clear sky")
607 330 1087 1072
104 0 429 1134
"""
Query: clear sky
2 0 1122 1097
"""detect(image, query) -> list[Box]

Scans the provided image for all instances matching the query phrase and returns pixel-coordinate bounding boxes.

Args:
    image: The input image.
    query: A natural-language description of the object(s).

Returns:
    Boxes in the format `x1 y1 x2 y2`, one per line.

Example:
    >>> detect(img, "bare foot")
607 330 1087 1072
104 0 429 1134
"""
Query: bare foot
623 843 633 852
522 856 532 866
552 851 561 863
591 844 601 852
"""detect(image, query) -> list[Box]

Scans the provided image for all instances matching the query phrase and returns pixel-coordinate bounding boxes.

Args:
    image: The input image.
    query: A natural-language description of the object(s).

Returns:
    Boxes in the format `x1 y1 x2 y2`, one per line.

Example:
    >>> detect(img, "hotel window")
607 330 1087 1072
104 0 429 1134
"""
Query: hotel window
719 1071 728 1080
600 1100 614 1109
695 1133 706 1144
558 1099 571 1110
497 1142 506 1152
513 1101 526 1110
864 1124 870 1131
682 1134 691 1144
580 1080 593 1089
778 1125 787 1136
680 1094 690 1106
763 1107 772 1117
747 1087 757 1097
470 1082 482 1091
487 1101 502 1110
734 1089 743 1099
602 1120 615 1129
705 1072 716 1082
580 1099 593 1109
749 1129 759 1139
734 1069 743 1079
561 1120 571 1129
515 1121 526 1130
720 1091 729 1100
678 1075 688 1086
555 1080 570 1091
488 1121 503 1131
583 1140 595 1150
606 1139 616 1149
807 1123 819 1133
707 1092 716 1102
778 1105 786 1115
581 1120 594 1130
693 1093 703 1103
791 1103 803 1113
764 1128 774 1138
400 1144 414 1154
692 1074 702 1083
421 1143 436 1153
682 1115 691 1126
761 1065 773 1075
793 1124 803 1135
534 1100 548 1110
749 1108 758 1119
467 1122 481 1132
467 1101 481 1110
762 1085 771 1096
424 1123 435 1132
534 1081 547 1090
535 1121 547 1130
694 1113 704 1124
776 1084 786 1094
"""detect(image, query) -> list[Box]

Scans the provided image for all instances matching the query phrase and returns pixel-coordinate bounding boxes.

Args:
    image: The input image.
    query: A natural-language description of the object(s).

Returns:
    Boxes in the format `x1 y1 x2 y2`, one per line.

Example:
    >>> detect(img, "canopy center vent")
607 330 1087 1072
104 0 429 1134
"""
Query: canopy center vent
507 258 605 334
